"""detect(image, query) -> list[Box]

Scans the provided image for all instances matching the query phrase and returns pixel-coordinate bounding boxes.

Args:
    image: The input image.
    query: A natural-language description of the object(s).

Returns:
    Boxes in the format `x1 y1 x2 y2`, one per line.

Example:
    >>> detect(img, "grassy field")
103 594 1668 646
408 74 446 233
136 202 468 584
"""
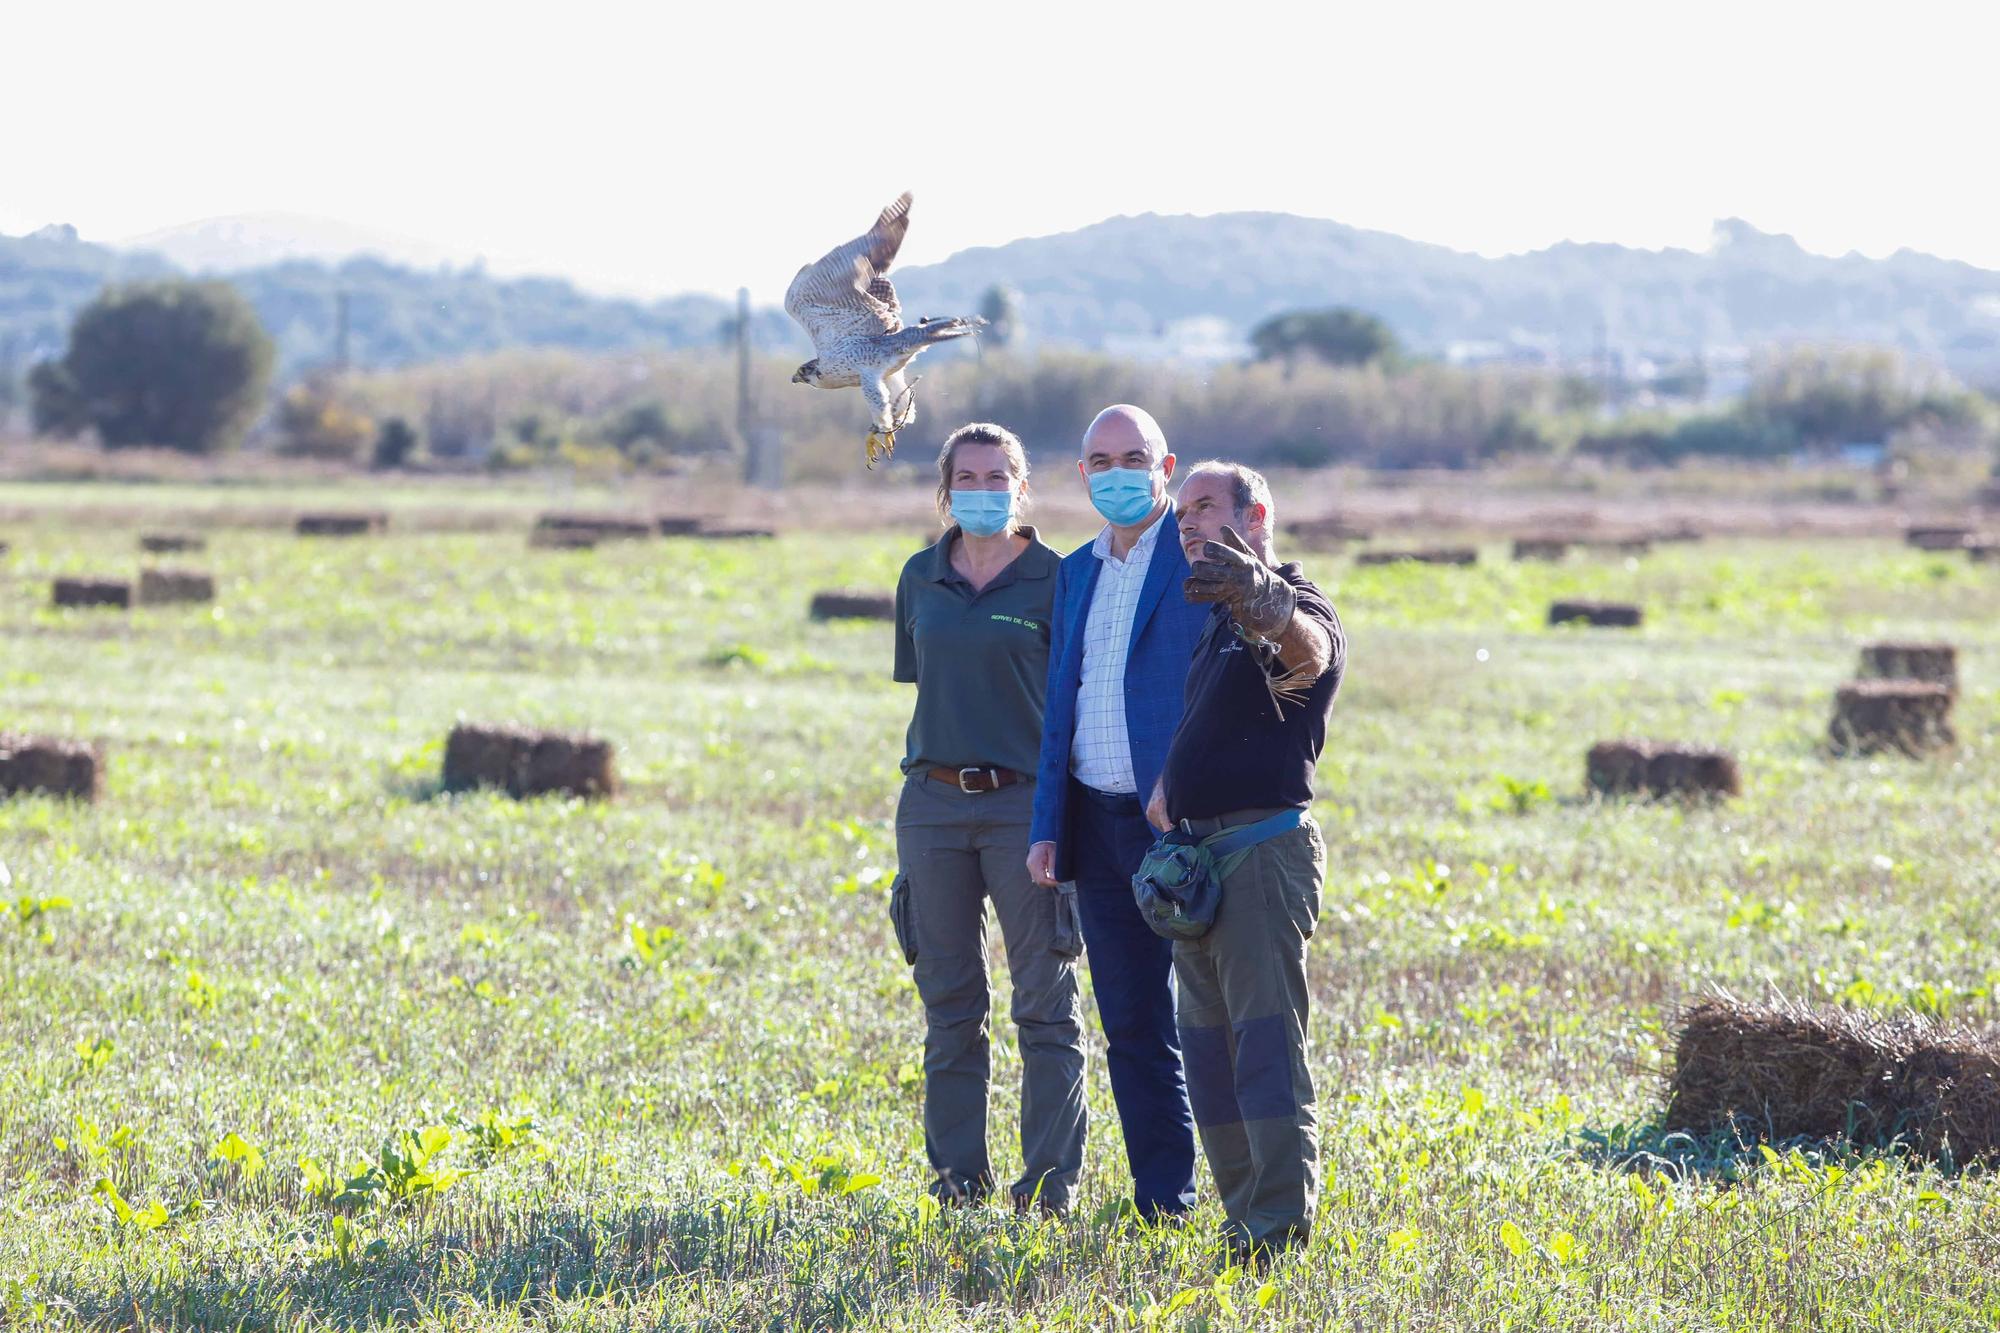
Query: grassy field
3 480 1999 1331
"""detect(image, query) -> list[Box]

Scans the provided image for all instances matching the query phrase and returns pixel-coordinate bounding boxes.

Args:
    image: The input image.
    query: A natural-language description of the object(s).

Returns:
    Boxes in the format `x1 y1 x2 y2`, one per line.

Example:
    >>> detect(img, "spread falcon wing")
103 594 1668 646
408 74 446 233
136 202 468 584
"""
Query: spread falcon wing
784 192 911 353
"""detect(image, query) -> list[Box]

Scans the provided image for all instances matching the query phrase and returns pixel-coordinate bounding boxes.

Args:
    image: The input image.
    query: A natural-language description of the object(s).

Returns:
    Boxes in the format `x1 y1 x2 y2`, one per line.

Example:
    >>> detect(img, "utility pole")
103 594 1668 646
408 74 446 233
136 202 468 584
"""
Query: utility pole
739 287 784 489
333 288 352 374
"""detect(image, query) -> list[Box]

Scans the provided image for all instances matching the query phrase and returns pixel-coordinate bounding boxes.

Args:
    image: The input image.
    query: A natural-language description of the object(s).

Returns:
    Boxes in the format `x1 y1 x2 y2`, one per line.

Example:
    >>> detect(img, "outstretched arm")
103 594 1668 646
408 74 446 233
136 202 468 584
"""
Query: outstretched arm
1183 526 1331 680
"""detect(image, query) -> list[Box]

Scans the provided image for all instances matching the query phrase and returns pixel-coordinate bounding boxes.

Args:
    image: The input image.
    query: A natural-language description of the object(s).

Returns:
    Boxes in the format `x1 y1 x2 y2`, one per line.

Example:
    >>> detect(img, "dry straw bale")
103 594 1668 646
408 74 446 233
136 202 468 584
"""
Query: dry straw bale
1858 641 1958 694
442 723 616 800
1664 995 2000 1163
657 516 704 536
810 590 896 621
139 533 205 554
1549 599 1643 628
535 512 654 541
138 568 216 606
529 529 600 551
701 524 777 540
1511 536 1571 561
0 734 102 801
1829 680 1954 756
521 733 618 799
1355 547 1478 567
1905 525 1973 551
1586 740 1741 799
296 512 388 537
1581 535 1653 556
1289 517 1372 551
51 577 132 610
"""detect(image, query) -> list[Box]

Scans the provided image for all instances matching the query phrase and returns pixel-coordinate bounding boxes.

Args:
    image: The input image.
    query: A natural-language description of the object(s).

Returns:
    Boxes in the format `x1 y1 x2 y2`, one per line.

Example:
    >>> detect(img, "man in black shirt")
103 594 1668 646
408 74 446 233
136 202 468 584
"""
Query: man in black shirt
1146 461 1344 1263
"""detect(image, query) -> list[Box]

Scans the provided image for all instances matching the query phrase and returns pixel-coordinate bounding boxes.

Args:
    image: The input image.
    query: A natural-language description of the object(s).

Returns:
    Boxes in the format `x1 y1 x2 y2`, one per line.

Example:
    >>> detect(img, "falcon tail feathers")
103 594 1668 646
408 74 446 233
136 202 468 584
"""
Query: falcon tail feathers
898 316 985 348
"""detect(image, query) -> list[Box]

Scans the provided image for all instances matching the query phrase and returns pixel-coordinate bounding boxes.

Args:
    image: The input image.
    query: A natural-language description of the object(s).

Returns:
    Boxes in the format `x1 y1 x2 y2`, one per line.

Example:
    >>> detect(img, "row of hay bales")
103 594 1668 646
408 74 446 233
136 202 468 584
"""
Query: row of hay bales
0 723 621 804
51 568 216 609
531 512 774 550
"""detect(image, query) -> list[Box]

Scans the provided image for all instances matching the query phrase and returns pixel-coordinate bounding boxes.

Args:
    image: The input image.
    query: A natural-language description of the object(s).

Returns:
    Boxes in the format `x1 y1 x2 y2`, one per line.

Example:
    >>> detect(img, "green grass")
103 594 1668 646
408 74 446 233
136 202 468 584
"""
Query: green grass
3 482 1999 1330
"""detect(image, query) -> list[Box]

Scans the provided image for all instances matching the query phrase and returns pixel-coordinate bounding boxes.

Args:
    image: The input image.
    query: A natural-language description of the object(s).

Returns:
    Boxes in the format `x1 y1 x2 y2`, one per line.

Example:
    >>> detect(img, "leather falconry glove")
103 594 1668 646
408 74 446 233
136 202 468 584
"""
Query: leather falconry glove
1183 525 1295 642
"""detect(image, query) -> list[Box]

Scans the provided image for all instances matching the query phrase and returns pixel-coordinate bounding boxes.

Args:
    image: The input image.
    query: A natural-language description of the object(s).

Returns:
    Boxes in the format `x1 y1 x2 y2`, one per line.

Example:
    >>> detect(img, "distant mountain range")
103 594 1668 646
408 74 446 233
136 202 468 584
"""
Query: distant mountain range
893 214 2000 376
5 212 2000 381
0 222 795 376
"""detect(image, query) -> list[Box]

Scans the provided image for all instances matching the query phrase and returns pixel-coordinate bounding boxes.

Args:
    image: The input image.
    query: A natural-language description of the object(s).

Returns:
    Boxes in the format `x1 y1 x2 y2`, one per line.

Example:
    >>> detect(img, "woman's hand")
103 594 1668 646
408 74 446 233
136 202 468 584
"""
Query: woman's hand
1027 841 1060 887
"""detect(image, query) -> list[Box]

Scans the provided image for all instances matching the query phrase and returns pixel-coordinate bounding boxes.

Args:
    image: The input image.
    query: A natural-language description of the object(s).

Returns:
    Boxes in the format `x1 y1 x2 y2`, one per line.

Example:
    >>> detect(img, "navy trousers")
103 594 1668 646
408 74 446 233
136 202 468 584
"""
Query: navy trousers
1070 781 1198 1217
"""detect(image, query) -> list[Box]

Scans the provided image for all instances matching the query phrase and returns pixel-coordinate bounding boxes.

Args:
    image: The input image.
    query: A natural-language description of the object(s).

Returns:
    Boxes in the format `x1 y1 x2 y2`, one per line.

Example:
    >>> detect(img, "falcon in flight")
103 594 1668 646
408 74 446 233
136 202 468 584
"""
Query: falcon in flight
786 191 983 467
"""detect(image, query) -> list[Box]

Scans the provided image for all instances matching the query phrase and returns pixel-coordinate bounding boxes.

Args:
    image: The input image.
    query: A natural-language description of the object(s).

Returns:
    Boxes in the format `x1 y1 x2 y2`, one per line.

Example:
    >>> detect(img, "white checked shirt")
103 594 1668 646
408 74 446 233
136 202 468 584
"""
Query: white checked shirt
1070 511 1166 794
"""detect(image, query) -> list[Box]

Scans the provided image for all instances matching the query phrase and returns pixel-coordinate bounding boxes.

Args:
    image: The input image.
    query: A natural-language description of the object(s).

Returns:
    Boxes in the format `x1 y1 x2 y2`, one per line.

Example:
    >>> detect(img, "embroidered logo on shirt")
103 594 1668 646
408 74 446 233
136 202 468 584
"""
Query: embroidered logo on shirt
990 614 1042 631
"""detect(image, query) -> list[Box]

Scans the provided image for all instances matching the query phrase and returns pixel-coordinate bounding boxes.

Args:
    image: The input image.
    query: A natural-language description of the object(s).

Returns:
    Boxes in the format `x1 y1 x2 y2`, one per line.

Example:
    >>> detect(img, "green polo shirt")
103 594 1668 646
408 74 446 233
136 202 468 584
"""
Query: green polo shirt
893 526 1059 777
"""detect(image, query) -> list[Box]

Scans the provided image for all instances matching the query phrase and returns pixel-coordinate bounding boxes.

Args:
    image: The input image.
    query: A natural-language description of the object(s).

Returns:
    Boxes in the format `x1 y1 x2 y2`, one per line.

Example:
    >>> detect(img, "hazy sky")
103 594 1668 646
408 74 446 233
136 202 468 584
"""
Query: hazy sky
4 0 1995 300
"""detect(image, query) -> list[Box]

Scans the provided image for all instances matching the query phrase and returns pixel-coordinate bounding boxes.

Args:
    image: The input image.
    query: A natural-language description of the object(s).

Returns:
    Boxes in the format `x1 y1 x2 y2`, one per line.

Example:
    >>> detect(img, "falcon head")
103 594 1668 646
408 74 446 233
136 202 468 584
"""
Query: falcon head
791 360 821 386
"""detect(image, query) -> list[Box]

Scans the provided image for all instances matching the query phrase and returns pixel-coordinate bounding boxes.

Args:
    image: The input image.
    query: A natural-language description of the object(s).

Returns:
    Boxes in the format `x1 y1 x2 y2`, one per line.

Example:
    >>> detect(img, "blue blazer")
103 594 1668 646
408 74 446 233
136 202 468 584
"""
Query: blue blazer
1030 511 1210 880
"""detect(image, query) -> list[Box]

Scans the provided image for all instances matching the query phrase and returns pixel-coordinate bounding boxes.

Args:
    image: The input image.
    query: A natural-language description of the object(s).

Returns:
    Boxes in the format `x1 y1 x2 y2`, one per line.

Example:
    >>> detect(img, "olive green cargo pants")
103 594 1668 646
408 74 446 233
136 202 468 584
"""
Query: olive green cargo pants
1171 813 1324 1251
893 774 1086 1208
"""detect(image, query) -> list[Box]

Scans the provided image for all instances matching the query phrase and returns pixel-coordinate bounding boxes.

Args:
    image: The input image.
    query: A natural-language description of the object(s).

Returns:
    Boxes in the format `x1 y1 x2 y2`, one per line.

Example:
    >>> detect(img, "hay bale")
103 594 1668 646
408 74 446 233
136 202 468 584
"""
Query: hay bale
1858 641 1957 694
701 525 776 540
1663 995 2000 1162
51 577 132 609
137 568 215 606
296 512 388 537
1829 680 1954 756
1289 517 1372 550
521 733 618 799
442 723 615 800
1355 547 1478 567
1549 600 1643 628
1581 535 1653 557
442 723 533 794
1586 740 1740 799
657 515 704 536
1905 525 1973 551
810 590 895 621
1652 522 1704 544
1512 536 1571 561
535 512 654 541
1970 541 2000 564
529 529 600 551
139 533 205 554
0 734 102 801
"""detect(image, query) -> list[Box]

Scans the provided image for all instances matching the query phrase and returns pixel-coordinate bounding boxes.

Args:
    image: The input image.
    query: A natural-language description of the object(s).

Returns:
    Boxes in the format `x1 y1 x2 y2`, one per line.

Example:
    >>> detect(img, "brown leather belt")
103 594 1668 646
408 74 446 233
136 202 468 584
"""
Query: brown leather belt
925 765 1027 794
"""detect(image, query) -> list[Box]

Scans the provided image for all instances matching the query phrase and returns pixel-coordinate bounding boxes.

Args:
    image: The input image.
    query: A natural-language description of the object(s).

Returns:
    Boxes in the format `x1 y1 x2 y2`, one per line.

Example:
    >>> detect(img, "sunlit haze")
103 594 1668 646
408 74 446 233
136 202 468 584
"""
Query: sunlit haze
5 0 1997 300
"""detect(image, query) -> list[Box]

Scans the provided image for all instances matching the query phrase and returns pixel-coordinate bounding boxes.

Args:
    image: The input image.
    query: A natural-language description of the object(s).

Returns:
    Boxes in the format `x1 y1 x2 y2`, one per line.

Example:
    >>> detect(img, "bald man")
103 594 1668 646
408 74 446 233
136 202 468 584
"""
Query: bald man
1026 404 1209 1221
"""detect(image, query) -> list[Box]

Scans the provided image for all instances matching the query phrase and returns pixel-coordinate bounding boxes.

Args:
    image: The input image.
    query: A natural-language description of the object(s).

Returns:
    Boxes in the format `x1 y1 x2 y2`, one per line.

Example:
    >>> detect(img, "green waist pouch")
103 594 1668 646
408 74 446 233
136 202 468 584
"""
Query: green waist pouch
1131 808 1303 940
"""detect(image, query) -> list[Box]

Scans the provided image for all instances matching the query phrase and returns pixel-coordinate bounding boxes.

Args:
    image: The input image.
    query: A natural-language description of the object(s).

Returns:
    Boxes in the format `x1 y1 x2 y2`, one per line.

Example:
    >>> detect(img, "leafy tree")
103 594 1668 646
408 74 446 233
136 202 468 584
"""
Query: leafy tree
977 285 1024 350
1250 307 1400 368
372 417 419 470
27 360 89 437
40 280 274 452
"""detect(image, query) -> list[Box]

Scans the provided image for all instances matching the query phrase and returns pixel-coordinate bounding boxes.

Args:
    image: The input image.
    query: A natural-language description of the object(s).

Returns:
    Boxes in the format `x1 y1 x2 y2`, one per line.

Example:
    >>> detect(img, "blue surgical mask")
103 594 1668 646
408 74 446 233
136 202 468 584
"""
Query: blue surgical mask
1088 466 1160 527
949 488 1015 537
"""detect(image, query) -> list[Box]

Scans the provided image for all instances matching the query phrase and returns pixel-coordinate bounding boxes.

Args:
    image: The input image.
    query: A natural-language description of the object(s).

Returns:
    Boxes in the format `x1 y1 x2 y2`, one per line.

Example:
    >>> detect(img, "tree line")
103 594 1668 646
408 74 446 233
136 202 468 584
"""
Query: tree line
13 278 1998 477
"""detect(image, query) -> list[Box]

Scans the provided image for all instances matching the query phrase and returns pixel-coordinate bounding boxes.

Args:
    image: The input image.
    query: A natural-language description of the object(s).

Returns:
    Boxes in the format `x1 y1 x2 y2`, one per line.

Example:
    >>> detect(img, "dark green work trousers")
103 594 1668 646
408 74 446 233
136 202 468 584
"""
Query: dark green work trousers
894 773 1086 1208
1172 813 1325 1251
